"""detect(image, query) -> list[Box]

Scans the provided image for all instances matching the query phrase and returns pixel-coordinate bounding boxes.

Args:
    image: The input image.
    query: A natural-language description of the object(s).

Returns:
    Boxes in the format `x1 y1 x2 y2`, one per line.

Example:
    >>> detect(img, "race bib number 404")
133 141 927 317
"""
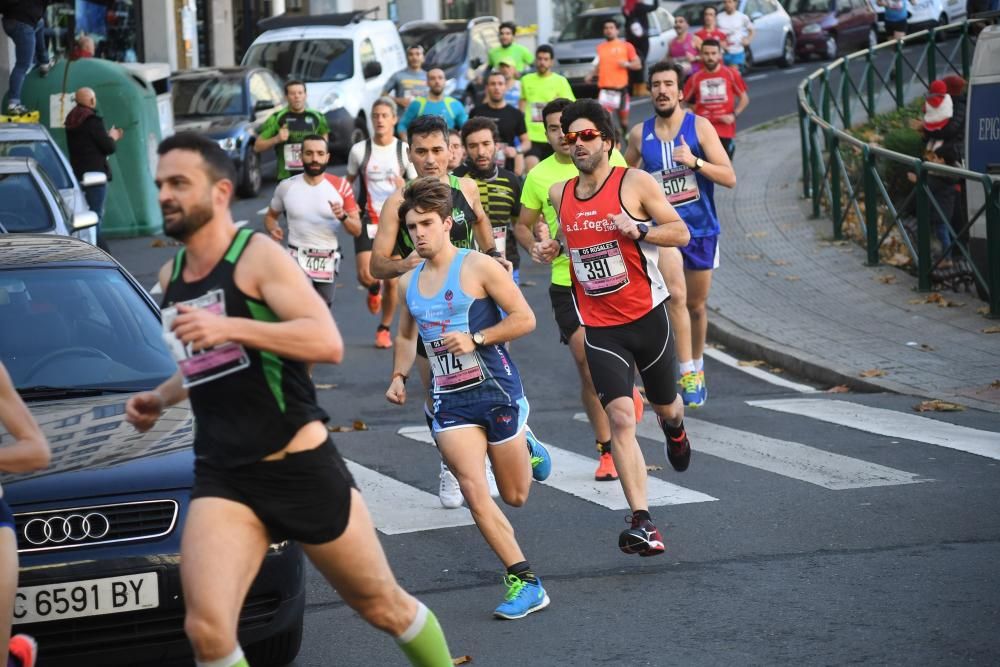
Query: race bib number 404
283 142 303 170
425 337 485 393
161 289 250 388
598 89 622 111
289 246 339 283
571 240 629 296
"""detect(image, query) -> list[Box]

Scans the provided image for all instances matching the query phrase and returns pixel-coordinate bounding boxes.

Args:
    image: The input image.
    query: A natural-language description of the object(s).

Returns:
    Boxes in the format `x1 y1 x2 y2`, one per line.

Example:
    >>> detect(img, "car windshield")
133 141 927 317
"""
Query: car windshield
673 3 719 27
0 267 176 394
172 76 246 117
401 25 464 53
424 32 468 68
0 141 73 190
787 0 832 13
557 13 625 41
0 173 54 233
243 39 353 82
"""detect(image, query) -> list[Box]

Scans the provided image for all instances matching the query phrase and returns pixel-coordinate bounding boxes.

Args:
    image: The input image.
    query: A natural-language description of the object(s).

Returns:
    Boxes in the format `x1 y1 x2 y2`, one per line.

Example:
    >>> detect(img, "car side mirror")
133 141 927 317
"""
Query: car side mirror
470 57 482 69
254 99 276 112
80 171 107 188
363 61 382 79
73 210 99 231
751 11 763 20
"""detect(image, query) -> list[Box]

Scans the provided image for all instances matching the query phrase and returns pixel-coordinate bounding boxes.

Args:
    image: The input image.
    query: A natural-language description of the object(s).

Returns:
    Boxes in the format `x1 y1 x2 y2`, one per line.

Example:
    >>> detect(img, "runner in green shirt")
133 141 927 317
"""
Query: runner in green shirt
519 45 575 171
488 22 534 72
254 80 330 181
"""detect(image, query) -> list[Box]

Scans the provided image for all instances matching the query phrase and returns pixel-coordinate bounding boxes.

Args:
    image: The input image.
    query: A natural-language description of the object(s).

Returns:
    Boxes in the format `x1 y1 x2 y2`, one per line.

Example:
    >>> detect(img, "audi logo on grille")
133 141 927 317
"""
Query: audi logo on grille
23 513 111 546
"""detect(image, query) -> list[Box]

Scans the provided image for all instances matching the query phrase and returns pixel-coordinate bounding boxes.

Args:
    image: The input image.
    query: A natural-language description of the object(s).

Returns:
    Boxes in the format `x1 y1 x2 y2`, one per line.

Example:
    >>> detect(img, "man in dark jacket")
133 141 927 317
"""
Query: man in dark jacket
1 0 53 115
65 87 122 248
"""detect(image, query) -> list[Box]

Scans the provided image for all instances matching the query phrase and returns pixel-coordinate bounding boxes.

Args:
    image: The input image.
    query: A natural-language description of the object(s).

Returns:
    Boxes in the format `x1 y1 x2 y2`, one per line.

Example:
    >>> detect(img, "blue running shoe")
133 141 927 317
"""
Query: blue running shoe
678 371 705 408
493 575 550 619
525 428 551 481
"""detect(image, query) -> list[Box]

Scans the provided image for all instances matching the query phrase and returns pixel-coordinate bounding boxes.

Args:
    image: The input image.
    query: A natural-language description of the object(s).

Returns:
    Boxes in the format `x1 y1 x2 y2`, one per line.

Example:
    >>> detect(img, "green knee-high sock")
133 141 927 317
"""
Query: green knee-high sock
396 601 452 667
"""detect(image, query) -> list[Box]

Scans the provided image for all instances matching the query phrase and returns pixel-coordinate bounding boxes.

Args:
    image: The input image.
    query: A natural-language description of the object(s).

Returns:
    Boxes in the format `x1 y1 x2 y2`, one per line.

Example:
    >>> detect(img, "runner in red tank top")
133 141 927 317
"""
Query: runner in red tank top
536 99 694 557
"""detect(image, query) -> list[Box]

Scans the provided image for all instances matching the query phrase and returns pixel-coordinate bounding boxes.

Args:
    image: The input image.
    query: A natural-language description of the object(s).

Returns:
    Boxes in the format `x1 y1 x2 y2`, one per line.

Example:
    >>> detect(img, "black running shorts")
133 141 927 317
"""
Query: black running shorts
548 284 580 345
353 218 374 254
192 438 356 545
584 301 678 407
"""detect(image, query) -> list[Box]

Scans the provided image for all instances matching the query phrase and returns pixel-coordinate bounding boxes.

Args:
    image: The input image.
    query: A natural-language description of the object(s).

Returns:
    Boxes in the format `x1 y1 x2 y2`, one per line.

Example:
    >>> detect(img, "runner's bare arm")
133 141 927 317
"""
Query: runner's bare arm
693 115 736 188
340 206 362 238
623 124 644 167
471 254 536 345
514 205 541 253
735 90 750 117
626 170 691 248
387 273 418 405
370 189 421 279
0 362 50 472
263 207 283 240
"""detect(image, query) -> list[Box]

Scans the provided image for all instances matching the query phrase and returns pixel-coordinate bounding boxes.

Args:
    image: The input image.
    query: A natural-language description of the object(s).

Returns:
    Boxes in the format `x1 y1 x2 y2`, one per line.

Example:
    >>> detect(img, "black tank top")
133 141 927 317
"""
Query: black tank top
395 174 476 255
162 228 328 466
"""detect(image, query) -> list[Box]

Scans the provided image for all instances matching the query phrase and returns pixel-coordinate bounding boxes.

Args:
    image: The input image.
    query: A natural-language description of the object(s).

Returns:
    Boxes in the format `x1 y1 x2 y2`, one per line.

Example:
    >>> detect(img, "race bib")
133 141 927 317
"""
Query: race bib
492 225 507 255
530 102 545 123
699 77 729 105
424 337 485 392
598 89 622 111
289 246 339 283
495 143 508 168
366 223 378 240
161 289 250 388
570 240 629 296
283 142 303 170
660 166 701 206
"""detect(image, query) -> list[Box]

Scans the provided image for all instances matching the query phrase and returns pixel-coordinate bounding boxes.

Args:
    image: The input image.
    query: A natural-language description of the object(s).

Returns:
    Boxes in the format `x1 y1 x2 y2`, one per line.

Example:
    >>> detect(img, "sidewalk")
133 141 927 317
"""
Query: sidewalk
708 116 1000 413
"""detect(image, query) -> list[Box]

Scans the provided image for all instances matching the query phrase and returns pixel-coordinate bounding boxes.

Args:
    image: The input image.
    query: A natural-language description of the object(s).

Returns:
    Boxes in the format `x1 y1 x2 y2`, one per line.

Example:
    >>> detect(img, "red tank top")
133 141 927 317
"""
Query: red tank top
559 167 669 327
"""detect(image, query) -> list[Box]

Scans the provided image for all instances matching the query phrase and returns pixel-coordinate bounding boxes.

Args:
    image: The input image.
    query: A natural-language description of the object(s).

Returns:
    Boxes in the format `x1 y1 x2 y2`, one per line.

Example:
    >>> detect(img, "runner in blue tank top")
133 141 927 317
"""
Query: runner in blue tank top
387 177 552 621
625 61 736 409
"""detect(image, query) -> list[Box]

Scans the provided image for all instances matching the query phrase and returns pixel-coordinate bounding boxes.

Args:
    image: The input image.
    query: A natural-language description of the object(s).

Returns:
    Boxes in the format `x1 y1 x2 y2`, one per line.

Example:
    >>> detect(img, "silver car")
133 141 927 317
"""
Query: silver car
0 157 98 238
0 124 106 245
674 0 797 68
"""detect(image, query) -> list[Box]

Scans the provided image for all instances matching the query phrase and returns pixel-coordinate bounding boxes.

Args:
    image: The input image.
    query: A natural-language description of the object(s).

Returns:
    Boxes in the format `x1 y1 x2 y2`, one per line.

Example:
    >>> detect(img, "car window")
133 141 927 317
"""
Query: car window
425 32 469 68
0 173 54 233
359 38 377 68
34 167 71 224
172 77 245 117
262 72 284 104
248 72 274 108
657 8 675 30
673 3 713 27
0 267 176 391
244 39 354 83
0 140 73 190
468 31 489 65
557 13 625 41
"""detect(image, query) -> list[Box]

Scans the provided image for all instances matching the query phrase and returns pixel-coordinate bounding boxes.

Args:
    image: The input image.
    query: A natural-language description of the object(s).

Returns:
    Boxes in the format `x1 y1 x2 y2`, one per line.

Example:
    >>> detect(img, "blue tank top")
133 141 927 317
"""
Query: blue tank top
640 112 719 238
406 248 523 402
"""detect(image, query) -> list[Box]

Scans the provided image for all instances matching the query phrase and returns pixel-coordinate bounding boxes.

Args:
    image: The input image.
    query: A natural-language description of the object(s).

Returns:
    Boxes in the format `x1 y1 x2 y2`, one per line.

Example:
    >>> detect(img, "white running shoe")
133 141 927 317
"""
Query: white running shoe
485 459 500 499
438 462 464 509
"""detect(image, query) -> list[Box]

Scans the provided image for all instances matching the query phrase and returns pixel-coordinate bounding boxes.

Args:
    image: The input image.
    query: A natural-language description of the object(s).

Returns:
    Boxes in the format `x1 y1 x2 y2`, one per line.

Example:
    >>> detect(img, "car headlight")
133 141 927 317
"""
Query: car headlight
320 90 343 112
444 78 457 96
802 23 823 34
217 136 239 152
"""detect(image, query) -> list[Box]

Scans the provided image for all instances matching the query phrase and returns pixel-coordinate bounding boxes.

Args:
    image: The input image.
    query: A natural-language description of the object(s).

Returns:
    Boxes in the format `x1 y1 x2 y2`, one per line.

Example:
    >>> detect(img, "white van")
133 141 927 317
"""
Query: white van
242 12 406 159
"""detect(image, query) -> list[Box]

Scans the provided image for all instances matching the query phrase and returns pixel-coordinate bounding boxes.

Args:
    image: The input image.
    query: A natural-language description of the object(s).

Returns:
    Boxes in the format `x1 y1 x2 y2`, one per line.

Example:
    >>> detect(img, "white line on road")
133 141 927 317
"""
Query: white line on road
745 73 768 81
747 399 1000 462
704 347 817 393
146 221 249 296
344 460 475 535
786 66 806 74
398 425 716 509
257 207 268 215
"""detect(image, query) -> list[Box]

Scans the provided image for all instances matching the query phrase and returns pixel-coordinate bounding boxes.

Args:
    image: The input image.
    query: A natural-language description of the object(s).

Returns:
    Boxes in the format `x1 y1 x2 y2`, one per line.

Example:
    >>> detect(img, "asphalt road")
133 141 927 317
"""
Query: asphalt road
105 41 1000 666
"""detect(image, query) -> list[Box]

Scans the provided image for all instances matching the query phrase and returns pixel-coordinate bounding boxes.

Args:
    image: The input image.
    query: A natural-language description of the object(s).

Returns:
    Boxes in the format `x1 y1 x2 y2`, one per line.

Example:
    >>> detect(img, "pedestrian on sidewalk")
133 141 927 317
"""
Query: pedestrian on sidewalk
683 39 749 158
65 86 123 250
1 0 53 115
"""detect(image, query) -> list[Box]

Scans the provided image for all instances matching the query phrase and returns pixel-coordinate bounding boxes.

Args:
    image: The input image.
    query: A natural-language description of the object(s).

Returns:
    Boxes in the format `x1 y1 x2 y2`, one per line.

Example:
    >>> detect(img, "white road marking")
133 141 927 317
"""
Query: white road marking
748 399 1000 462
704 347 817 393
257 207 268 215
146 221 249 295
745 73 769 81
786 66 806 74
344 460 475 535
397 425 716 509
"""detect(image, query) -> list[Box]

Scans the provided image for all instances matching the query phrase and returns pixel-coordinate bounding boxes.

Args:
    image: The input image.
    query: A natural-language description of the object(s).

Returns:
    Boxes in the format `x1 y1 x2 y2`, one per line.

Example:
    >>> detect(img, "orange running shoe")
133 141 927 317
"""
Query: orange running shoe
594 451 618 481
374 327 392 349
366 290 382 314
9 634 38 667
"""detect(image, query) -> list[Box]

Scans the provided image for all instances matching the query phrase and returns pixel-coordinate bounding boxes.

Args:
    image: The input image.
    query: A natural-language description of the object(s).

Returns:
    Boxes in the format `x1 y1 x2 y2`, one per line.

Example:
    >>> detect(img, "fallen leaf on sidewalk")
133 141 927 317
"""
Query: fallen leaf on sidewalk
766 271 778 277
914 400 966 412
770 367 784 374
739 253 763 260
746 230 768 239
977 306 989 315
826 385 850 393
992 380 1000 389
646 464 663 472
885 253 911 266
150 238 181 248
859 368 887 378
771 259 790 266
738 360 767 367
983 326 1000 334
785 275 801 281
909 293 964 308
876 274 896 284
452 656 473 665
314 383 337 390
832 240 850 247
353 420 369 431
328 420 369 433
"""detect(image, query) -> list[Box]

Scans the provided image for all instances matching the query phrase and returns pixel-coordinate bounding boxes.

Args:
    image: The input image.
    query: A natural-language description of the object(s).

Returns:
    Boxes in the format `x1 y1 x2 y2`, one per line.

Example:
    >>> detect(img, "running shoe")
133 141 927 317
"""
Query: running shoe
698 370 708 405
658 416 691 472
374 327 392 349
618 515 665 557
594 451 618 481
485 459 500 499
5 103 29 116
493 575 550 619
678 371 705 408
525 428 551 481
438 462 463 509
366 290 382 314
8 634 38 667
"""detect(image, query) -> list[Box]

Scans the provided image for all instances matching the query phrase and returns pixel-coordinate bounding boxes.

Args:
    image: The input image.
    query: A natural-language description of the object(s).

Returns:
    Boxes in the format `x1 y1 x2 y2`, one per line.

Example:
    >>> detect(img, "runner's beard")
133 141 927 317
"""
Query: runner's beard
655 100 677 118
304 162 326 176
572 149 604 174
162 196 213 242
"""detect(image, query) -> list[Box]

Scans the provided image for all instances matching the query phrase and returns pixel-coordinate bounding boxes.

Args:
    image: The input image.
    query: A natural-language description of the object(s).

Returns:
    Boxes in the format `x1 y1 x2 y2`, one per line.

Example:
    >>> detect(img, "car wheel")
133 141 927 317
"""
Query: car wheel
824 34 838 60
245 616 303 666
779 33 795 68
743 45 753 73
350 116 369 147
935 13 948 41
238 148 261 198
867 25 879 49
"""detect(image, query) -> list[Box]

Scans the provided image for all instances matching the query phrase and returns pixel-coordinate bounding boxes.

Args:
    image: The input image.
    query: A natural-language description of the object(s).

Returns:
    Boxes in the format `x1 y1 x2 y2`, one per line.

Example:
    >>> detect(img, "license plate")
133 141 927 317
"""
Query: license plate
14 572 159 625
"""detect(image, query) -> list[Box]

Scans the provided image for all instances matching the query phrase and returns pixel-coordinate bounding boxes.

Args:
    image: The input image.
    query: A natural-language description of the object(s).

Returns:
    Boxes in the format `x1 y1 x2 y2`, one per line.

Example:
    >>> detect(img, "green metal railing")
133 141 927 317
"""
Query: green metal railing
797 19 1000 318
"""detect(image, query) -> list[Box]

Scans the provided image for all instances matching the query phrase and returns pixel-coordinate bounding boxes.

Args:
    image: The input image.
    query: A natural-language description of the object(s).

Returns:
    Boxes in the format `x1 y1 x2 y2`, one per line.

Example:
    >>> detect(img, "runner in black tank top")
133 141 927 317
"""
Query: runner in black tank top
126 133 452 667
394 173 476 256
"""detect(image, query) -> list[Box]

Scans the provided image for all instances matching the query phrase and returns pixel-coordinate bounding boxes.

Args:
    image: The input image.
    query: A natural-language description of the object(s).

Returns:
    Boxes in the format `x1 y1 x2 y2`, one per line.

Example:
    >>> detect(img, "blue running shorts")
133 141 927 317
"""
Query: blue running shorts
433 396 530 445
680 235 720 271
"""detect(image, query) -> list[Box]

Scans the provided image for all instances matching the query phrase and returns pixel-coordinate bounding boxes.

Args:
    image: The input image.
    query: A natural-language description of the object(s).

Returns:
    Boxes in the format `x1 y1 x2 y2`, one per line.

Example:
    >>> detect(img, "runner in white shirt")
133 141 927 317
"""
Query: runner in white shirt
716 0 755 71
264 134 361 307
347 98 418 349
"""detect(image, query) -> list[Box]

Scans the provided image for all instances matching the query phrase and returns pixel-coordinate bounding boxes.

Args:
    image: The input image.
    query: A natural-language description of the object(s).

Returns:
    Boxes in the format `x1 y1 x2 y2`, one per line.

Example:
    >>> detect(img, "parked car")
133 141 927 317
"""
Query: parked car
873 0 967 34
0 123 105 245
0 158 97 239
674 0 797 68
242 10 406 160
786 0 878 60
400 17 501 109
553 6 676 97
0 234 306 666
171 67 283 198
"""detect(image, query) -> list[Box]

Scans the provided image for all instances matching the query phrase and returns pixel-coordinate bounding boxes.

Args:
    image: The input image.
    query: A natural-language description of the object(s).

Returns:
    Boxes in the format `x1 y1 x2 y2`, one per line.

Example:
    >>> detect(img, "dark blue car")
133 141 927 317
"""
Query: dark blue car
171 67 285 198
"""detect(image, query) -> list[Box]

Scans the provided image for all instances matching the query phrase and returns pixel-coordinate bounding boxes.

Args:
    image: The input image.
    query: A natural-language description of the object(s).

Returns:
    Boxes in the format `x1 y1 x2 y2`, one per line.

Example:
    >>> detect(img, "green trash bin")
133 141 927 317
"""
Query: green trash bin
19 58 170 238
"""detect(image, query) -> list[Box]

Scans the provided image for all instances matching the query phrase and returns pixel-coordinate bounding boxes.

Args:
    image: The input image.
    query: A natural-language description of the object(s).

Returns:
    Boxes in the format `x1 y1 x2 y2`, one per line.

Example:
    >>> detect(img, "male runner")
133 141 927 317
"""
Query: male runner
514 98 628 482
447 129 465 173
384 45 430 111
387 177 551 620
625 62 735 407
717 0 755 71
128 133 452 667
683 39 749 158
488 21 534 72
264 134 360 309
398 69 468 141
0 361 50 667
585 19 641 140
541 100 692 556
471 71 530 175
519 44 575 172
347 98 417 348
254 80 330 182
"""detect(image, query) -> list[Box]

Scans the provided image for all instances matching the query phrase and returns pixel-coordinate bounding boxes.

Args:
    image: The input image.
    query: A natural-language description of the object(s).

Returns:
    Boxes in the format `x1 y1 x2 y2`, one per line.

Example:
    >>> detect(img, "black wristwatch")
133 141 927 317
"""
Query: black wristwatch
485 247 502 258
635 223 649 241
692 157 705 171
